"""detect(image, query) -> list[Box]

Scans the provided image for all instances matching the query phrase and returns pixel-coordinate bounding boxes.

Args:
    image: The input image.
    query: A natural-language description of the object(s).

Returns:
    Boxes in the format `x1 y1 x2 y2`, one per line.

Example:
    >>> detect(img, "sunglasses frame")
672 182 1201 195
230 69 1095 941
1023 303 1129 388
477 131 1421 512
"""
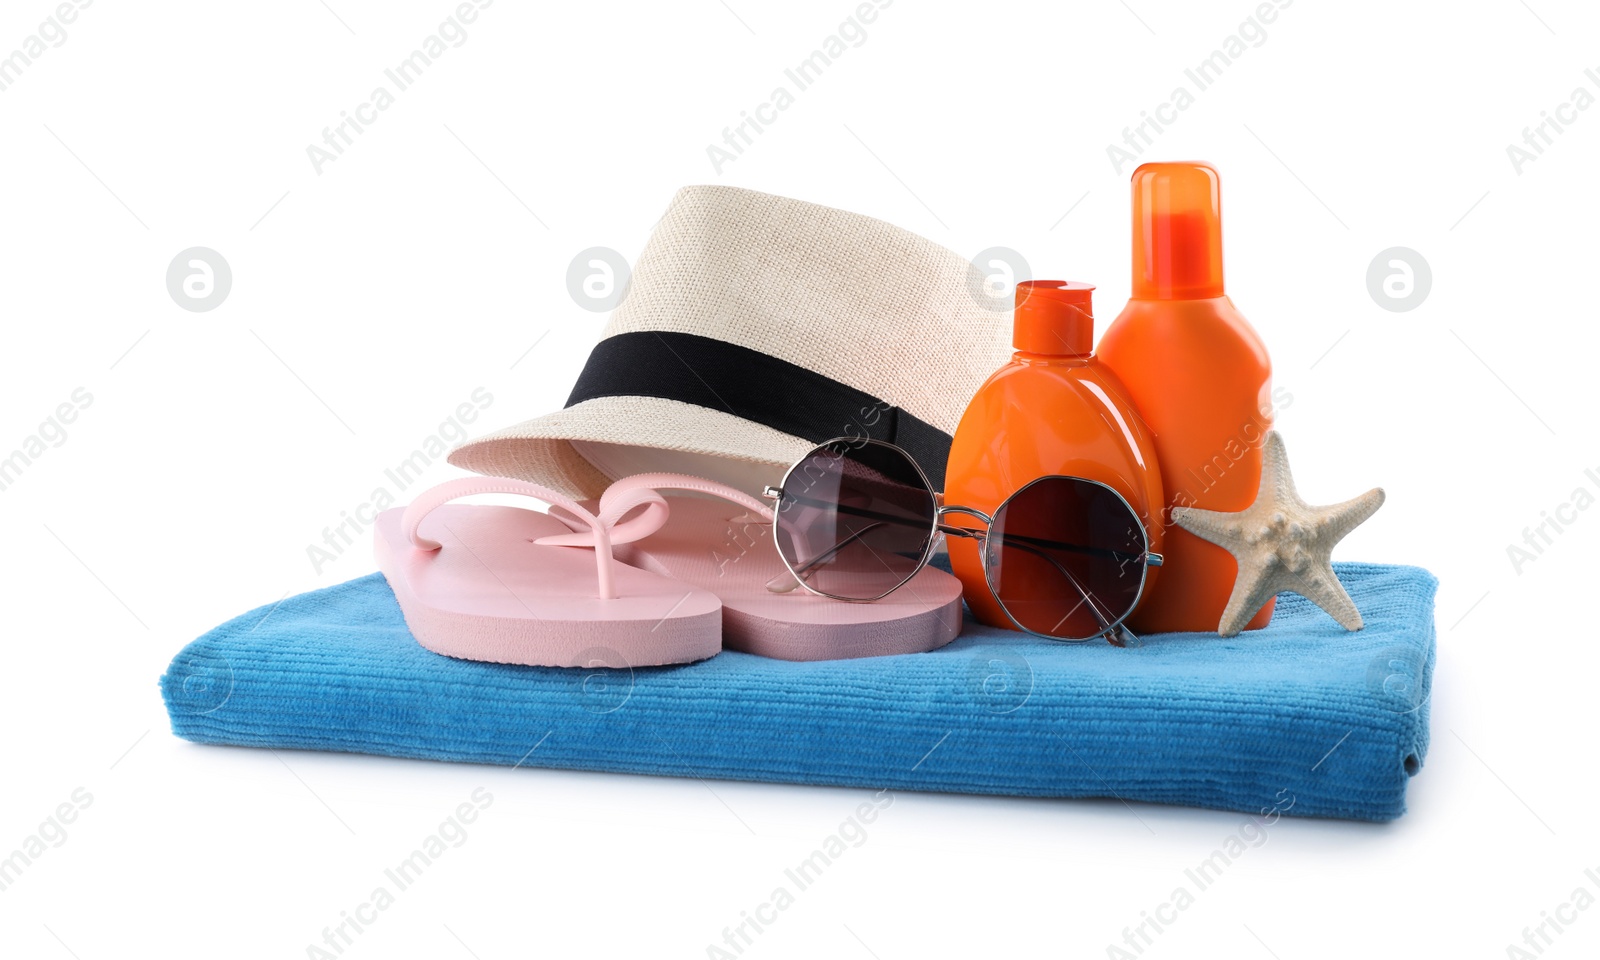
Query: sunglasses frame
763 437 1164 644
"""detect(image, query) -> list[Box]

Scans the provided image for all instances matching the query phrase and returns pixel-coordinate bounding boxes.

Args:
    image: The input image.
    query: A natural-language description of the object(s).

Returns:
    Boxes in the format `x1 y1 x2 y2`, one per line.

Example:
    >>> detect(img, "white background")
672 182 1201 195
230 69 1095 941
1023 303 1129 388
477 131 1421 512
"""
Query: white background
2 0 1596 957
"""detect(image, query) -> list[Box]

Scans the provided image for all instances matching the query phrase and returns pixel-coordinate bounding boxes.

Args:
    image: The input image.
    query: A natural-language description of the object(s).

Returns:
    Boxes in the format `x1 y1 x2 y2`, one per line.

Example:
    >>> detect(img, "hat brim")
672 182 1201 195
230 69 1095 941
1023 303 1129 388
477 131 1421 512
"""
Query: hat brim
447 396 816 499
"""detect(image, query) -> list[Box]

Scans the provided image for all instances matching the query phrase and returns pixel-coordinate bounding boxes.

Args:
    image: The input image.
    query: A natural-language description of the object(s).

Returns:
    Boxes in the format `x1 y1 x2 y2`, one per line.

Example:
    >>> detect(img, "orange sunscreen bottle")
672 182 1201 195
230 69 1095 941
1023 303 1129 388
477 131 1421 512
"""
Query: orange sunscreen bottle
1096 161 1276 634
944 281 1163 630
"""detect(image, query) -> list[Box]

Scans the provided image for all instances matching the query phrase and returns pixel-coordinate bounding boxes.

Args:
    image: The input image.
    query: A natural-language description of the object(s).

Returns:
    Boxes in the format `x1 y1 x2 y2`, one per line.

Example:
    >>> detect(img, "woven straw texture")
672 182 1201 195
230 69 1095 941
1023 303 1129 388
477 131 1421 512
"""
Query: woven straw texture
448 185 1012 497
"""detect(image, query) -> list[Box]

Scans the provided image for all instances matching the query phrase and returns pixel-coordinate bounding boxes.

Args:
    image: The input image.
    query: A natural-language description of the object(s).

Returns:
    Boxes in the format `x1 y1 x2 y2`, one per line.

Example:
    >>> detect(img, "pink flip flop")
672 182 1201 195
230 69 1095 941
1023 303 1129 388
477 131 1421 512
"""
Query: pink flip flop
537 474 964 662
373 477 721 667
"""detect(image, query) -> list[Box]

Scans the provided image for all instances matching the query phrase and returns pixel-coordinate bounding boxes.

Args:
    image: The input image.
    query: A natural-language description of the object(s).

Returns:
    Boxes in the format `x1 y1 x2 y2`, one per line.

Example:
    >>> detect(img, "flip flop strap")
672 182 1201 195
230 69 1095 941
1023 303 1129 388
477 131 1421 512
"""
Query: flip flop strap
535 473 773 548
602 474 773 524
400 477 626 600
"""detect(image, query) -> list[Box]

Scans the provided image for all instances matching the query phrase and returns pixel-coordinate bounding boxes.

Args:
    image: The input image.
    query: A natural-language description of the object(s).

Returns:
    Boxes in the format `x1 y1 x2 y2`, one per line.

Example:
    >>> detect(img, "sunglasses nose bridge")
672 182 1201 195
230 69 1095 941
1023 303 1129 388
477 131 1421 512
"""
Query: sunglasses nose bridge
935 504 992 543
936 503 992 525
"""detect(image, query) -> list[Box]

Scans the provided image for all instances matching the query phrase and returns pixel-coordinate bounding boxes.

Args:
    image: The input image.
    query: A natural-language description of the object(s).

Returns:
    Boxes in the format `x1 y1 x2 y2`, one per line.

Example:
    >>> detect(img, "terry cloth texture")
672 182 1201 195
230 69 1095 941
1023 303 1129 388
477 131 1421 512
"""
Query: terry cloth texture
161 562 1436 822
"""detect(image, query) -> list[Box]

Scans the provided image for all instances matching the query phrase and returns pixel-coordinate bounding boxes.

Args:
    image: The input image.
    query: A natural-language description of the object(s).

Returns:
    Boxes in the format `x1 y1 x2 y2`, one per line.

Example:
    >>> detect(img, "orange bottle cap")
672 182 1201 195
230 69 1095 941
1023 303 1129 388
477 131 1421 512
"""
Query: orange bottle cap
1013 280 1094 355
1131 161 1225 300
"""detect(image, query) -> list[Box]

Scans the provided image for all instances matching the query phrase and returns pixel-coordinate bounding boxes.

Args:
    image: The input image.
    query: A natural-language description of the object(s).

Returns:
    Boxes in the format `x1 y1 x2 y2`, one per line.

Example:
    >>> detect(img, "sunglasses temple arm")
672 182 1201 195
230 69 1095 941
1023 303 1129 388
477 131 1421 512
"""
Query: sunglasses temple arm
989 530 1147 564
772 495 983 550
769 498 1143 644
775 512 988 584
1050 556 1141 647
764 521 893 593
782 493 932 531
995 538 1134 645
782 492 1150 566
822 496 1147 565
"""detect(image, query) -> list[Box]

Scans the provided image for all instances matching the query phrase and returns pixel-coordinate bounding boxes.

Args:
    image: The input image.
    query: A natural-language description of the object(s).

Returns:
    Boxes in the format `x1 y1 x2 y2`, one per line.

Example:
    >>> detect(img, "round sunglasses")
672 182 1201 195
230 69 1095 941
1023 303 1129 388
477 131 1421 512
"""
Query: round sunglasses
762 438 1163 645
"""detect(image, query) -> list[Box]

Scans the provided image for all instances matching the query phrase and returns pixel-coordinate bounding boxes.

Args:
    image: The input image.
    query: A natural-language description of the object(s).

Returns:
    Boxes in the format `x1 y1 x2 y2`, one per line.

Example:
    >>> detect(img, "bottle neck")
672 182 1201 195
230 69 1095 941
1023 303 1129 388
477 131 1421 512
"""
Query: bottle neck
1126 293 1231 304
1012 350 1092 366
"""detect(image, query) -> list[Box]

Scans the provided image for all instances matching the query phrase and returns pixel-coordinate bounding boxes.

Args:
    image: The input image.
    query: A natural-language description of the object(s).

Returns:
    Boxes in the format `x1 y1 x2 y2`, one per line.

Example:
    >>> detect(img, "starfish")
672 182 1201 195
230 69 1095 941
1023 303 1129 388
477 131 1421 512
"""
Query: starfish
1172 430 1385 637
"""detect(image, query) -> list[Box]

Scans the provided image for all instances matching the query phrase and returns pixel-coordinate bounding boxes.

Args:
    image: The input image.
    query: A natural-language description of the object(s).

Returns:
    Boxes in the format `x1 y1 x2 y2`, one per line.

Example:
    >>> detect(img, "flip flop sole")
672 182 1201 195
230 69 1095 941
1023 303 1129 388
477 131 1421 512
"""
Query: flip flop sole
611 496 964 661
375 504 721 668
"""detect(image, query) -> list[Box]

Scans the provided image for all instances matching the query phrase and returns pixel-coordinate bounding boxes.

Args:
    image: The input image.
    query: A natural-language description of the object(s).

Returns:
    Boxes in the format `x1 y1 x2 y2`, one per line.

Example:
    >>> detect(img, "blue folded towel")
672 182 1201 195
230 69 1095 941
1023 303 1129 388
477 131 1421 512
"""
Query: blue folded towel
160 562 1435 821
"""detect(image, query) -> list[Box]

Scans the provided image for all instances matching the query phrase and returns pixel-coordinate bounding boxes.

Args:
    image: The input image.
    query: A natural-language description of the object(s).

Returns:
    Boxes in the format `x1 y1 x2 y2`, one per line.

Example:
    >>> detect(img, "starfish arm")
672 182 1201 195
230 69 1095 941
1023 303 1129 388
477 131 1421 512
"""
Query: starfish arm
1294 563 1364 630
1260 431 1295 500
1172 432 1383 636
1215 567 1281 637
1319 487 1386 544
1171 506 1243 550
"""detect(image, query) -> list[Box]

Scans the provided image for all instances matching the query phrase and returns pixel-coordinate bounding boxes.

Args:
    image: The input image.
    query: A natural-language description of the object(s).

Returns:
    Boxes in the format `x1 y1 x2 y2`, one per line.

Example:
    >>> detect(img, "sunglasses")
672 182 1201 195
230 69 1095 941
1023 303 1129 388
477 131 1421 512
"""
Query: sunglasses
762 438 1163 645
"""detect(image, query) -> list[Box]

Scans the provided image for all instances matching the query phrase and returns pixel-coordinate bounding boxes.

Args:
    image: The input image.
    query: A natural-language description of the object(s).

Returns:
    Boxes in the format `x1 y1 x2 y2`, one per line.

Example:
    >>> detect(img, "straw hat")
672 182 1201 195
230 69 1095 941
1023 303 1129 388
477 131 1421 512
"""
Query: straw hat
448 185 1012 498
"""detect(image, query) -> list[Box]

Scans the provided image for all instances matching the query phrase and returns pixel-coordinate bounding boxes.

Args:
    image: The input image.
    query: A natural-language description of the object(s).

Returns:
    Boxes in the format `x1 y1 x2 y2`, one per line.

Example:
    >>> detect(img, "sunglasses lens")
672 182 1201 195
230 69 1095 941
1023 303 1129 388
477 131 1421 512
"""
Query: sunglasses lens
985 478 1148 641
774 441 936 600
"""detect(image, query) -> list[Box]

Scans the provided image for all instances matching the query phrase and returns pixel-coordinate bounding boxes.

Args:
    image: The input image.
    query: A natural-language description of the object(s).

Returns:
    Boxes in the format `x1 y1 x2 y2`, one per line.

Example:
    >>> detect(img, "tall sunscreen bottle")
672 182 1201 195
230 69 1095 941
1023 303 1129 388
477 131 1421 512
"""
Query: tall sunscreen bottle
1097 162 1277 633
